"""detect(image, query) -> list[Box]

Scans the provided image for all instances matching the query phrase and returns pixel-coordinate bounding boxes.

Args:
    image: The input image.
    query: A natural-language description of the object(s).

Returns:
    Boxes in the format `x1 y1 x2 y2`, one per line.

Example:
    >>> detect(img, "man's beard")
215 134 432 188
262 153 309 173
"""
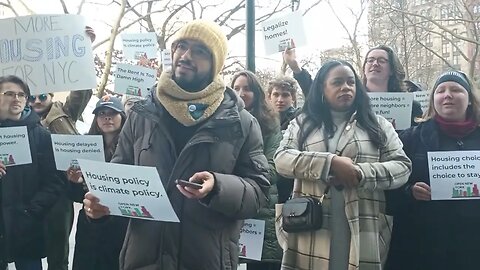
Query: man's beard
33 104 51 117
173 73 211 93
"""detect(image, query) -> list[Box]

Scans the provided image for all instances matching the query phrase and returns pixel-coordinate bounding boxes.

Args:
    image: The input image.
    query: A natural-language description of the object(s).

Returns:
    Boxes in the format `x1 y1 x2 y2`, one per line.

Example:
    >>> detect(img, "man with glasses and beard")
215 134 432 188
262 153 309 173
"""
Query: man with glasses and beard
26 26 96 270
82 20 270 270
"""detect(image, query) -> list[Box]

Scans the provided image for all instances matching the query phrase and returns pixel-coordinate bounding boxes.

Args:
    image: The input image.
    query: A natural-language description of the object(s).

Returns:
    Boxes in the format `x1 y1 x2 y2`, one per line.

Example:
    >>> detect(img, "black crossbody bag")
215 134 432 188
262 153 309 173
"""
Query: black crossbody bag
281 186 329 233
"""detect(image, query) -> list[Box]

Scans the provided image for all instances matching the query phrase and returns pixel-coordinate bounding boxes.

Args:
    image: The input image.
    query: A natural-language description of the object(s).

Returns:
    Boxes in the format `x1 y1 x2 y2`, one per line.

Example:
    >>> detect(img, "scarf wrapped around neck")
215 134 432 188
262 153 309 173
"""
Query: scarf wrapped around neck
434 115 478 139
156 71 226 126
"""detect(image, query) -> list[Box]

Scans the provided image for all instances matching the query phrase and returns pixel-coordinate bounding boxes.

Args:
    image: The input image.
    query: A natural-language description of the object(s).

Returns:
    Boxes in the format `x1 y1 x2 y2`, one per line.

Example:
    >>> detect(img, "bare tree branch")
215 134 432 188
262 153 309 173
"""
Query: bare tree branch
17 0 35 14
158 1 193 48
326 0 366 72
97 0 127 97
92 8 166 50
59 0 69 14
0 2 19 16
214 0 245 26
77 0 86 14
302 0 323 15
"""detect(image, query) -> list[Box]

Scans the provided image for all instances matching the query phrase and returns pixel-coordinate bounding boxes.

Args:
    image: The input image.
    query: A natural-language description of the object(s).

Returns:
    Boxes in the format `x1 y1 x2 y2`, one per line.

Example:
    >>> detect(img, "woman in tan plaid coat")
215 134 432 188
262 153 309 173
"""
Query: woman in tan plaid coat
274 60 412 270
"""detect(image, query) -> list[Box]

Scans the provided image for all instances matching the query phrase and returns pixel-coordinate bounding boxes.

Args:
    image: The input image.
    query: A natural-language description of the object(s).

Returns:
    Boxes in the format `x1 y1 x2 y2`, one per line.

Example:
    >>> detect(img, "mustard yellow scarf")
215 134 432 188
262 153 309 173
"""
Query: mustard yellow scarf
156 71 225 126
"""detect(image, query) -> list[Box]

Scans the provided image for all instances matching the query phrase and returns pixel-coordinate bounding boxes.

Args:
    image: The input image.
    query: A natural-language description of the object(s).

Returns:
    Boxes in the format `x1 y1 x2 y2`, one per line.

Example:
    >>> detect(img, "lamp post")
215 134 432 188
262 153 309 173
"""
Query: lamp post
246 0 255 72
291 0 300 11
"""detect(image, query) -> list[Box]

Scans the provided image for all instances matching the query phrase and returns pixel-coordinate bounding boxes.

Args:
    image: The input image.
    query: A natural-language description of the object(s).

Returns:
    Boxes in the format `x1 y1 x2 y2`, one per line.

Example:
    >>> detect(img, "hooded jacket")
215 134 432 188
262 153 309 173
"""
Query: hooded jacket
0 109 63 263
113 88 270 270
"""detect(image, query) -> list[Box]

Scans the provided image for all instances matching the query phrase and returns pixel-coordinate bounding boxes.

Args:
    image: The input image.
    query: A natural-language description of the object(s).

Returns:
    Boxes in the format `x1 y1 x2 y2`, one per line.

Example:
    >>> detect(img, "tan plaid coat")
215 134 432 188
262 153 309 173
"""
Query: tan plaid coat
274 113 411 270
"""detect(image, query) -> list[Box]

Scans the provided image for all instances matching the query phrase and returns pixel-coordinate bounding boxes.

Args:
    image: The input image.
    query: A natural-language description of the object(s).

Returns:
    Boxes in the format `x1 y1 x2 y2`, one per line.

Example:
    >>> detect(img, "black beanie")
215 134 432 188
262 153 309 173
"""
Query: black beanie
433 70 471 93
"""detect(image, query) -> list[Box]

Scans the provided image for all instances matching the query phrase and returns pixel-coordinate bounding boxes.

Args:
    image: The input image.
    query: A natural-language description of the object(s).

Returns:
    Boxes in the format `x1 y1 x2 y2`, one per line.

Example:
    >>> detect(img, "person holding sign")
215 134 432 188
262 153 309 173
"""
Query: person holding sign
362 46 423 127
284 45 423 128
0 75 63 270
67 95 128 270
274 60 411 270
26 26 96 270
386 71 480 270
82 20 269 270
231 70 283 269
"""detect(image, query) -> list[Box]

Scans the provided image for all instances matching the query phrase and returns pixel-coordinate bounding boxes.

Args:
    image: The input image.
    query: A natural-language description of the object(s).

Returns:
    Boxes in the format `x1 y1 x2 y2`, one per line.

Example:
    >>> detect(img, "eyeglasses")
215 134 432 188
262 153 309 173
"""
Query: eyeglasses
366 57 389 65
0 91 27 100
173 41 212 60
28 94 48 103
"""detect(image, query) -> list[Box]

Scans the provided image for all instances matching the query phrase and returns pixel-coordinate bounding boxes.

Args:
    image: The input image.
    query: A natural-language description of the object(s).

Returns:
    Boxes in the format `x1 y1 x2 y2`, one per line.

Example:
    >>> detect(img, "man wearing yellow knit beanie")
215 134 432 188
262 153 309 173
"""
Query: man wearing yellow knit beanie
82 20 270 270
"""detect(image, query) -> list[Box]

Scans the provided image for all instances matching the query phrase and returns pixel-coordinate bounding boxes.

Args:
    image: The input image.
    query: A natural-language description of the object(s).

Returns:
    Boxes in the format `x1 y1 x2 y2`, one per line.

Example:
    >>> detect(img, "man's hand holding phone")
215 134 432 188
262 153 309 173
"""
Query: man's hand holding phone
176 171 215 200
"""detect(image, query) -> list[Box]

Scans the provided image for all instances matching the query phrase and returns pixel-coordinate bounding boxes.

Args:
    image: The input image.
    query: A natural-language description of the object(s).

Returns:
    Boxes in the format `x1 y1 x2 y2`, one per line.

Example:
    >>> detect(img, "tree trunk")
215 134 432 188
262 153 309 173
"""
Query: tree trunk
96 0 127 98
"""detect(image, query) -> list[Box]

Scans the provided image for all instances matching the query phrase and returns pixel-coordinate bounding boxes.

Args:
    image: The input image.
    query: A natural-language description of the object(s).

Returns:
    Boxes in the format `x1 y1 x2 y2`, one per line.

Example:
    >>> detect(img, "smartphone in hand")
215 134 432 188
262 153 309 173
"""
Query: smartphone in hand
175 179 203 190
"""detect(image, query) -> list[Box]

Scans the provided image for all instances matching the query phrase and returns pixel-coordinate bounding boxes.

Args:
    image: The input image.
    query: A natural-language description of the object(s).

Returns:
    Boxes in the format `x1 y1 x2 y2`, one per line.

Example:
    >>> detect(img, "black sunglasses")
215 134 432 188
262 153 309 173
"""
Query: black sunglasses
28 94 48 102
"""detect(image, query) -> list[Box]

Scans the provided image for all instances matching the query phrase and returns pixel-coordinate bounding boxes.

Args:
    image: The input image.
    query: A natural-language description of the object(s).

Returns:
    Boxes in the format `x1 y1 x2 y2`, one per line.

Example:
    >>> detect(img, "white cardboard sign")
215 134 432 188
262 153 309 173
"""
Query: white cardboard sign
428 151 480 200
0 126 31 166
368 92 413 130
114 63 156 97
238 219 266 261
121 32 157 60
0 15 97 95
161 50 172 71
78 159 179 222
261 11 307 55
51 134 104 171
80 95 100 131
413 91 430 113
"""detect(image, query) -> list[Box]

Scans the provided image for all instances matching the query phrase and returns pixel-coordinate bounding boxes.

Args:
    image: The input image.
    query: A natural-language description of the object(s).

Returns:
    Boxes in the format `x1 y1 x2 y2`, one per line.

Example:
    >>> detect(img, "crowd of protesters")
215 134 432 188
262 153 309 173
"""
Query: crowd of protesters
0 17 478 270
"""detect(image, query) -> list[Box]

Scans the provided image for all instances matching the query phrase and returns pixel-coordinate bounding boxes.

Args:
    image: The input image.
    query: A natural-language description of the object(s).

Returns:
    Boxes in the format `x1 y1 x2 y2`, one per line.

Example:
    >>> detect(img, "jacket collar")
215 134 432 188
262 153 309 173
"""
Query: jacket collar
418 119 441 150
0 107 40 128
134 87 242 126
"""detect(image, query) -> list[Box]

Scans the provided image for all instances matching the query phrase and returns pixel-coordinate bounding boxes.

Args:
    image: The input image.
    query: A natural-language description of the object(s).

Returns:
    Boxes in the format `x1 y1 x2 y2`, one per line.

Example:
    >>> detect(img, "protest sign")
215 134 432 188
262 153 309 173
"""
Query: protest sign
261 11 307 55
51 134 104 171
428 151 480 200
161 50 172 71
75 120 90 135
0 126 31 166
414 91 430 112
238 219 266 261
121 32 157 60
77 159 179 222
114 63 156 97
80 95 99 130
0 14 96 95
368 92 413 130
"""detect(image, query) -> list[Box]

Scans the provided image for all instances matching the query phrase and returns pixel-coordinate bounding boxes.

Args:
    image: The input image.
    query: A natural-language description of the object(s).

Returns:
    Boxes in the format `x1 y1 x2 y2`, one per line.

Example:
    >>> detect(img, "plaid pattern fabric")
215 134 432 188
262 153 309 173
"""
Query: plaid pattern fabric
274 114 411 270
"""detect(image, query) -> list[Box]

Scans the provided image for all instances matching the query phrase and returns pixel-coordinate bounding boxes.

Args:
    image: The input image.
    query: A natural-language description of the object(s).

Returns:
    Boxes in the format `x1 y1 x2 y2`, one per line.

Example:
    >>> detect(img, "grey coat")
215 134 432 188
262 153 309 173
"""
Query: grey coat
113 89 270 270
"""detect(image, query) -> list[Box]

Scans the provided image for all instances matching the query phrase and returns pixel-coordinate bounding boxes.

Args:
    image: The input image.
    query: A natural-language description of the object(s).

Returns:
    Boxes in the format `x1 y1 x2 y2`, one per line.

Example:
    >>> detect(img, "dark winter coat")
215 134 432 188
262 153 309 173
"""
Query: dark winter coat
386 119 480 270
240 130 283 264
113 88 270 270
70 127 128 270
41 89 92 135
0 109 63 264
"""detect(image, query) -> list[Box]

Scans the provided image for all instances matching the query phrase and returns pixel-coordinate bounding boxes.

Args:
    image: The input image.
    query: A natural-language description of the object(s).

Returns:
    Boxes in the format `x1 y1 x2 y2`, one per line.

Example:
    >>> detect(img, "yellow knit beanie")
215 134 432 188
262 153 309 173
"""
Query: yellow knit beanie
171 20 228 77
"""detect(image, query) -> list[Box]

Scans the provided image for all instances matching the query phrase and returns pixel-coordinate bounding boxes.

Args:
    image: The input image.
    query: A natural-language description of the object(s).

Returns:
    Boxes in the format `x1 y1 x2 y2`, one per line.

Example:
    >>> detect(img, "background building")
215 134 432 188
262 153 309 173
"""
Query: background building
368 0 480 88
